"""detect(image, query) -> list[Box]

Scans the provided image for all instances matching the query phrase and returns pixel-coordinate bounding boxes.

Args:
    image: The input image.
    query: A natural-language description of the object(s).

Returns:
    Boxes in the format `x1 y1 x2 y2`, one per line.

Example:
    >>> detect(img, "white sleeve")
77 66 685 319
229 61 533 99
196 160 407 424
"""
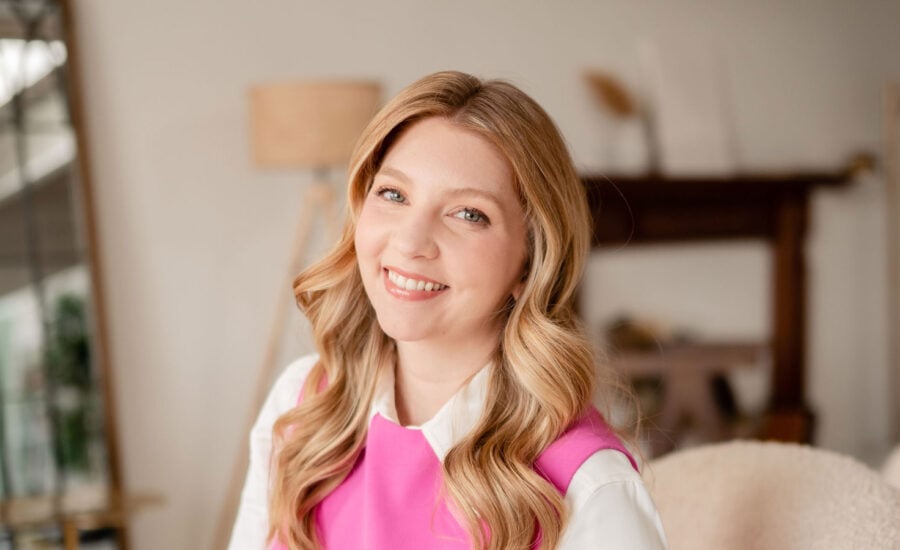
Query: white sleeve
558 450 669 549
227 354 319 550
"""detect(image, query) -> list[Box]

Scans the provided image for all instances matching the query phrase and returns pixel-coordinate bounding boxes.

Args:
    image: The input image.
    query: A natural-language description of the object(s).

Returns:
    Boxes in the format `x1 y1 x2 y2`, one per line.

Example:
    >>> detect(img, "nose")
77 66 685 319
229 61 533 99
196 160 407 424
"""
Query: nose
389 209 439 260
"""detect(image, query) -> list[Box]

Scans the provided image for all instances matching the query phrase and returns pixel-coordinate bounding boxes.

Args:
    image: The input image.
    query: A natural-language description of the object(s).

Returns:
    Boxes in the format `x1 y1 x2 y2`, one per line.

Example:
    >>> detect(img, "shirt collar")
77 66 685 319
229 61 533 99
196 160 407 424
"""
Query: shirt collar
371 361 492 462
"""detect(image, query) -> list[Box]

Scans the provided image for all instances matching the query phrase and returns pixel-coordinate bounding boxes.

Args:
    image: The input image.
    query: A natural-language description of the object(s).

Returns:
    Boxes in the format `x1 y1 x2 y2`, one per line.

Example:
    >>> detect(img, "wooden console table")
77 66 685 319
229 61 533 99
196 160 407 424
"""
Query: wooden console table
583 164 861 443
0 490 163 549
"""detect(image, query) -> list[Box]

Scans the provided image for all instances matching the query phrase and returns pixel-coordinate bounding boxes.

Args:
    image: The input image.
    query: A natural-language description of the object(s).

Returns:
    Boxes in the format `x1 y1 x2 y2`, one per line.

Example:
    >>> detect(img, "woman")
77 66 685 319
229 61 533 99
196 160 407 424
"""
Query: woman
230 70 668 549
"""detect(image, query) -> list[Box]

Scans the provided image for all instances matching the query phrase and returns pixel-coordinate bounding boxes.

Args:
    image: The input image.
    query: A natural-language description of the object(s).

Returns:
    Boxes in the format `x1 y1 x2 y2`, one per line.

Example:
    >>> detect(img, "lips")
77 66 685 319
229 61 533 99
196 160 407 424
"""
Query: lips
386 268 447 291
382 266 448 299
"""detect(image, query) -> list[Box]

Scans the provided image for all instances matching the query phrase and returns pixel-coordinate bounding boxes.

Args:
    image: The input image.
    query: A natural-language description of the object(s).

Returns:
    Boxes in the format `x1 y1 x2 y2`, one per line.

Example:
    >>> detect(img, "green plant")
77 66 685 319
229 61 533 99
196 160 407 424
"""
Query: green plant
44 293 92 473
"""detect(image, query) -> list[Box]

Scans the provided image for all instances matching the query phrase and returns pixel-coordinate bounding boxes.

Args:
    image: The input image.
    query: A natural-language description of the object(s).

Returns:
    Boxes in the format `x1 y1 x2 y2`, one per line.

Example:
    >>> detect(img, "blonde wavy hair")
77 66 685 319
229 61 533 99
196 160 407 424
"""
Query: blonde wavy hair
269 71 625 549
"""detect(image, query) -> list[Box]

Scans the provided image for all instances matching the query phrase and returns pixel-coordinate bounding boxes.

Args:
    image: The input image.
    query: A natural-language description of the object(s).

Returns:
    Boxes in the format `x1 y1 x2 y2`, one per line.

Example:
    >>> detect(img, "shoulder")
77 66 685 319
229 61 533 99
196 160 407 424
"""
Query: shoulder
251 353 319 431
560 450 669 549
567 449 643 507
536 408 637 494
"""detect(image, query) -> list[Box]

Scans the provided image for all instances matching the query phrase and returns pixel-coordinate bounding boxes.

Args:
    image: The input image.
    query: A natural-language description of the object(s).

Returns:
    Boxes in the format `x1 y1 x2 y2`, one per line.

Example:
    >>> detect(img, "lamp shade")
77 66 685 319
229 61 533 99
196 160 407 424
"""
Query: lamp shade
249 80 381 168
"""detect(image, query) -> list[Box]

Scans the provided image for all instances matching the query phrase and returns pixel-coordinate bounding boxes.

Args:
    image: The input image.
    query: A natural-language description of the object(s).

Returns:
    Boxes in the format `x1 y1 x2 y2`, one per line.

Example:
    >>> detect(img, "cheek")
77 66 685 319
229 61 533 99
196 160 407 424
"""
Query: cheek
472 238 527 291
354 204 384 268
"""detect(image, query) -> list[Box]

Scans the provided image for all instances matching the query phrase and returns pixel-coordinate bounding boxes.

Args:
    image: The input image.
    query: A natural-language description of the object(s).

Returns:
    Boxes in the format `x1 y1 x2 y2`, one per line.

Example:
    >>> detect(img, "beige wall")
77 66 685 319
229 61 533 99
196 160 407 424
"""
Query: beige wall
70 1 900 548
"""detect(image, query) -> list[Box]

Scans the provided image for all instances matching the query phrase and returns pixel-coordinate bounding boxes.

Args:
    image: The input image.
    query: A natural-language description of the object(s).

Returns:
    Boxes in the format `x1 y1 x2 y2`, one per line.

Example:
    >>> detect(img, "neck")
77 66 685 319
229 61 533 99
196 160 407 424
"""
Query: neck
393 335 498 426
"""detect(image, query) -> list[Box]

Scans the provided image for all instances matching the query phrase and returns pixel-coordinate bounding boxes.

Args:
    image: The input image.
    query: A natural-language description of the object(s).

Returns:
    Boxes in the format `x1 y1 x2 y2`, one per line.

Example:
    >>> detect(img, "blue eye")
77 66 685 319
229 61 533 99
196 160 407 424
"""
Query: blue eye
454 208 489 225
376 187 405 203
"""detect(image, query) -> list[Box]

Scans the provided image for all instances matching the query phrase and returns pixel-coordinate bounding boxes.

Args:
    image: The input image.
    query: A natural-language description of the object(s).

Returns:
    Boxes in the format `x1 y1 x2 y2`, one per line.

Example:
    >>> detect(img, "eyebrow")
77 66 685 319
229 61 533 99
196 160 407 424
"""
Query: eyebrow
375 166 506 208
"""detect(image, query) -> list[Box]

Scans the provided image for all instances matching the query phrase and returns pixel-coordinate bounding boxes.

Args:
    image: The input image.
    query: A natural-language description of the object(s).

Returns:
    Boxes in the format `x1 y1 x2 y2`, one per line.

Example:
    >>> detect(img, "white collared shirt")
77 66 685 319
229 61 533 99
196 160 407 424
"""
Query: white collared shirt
229 354 668 549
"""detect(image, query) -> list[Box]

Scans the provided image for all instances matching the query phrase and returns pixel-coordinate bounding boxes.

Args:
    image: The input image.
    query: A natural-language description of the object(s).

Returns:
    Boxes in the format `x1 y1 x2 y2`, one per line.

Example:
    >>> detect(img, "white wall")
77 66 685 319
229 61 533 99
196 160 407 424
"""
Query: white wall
70 1 900 548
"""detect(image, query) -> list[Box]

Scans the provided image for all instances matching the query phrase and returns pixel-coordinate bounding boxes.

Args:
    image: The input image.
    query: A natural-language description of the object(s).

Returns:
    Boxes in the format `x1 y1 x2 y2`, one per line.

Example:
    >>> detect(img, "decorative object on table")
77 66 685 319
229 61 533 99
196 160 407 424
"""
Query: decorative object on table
637 38 739 176
212 79 381 549
583 69 658 174
603 313 691 352
602 316 768 456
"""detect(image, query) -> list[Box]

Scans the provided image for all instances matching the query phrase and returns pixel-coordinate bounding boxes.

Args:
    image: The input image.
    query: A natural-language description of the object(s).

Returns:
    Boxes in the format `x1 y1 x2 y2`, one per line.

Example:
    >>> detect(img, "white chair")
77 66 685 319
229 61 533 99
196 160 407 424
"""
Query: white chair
645 440 900 550
884 444 900 490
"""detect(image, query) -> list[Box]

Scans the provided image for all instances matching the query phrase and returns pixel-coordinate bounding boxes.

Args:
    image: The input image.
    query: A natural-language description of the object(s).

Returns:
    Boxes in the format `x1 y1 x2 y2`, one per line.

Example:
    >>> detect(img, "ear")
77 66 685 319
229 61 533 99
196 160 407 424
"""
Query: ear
512 257 529 302
511 273 526 301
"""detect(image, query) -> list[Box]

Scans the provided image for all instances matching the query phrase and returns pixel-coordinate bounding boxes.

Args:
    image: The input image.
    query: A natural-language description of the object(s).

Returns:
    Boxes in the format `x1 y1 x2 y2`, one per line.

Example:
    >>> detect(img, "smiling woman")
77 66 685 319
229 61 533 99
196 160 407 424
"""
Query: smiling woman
356 118 529 426
229 71 669 550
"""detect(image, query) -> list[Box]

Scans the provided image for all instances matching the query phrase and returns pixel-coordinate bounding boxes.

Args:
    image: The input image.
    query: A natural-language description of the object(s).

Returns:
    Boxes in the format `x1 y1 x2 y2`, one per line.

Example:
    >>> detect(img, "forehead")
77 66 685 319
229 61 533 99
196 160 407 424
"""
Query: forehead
377 117 517 200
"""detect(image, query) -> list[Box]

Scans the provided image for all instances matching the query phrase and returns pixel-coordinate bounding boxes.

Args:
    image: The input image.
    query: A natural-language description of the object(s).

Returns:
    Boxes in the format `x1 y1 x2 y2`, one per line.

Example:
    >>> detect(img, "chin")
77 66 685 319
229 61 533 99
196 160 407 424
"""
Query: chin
375 316 429 343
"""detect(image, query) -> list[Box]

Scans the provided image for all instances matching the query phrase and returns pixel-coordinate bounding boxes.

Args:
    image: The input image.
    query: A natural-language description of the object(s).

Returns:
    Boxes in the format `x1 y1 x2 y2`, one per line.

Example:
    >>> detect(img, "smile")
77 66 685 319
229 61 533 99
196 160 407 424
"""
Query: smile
385 268 447 291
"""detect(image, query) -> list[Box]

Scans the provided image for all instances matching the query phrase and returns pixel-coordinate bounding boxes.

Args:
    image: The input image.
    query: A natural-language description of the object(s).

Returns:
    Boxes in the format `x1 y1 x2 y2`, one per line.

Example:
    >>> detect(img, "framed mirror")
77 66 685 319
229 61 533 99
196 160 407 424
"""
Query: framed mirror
0 0 125 547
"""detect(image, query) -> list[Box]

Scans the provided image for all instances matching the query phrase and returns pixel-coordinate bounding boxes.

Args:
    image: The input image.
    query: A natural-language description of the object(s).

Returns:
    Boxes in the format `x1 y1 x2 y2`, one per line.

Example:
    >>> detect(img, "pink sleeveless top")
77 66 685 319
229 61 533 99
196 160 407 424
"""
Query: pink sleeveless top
270 404 636 549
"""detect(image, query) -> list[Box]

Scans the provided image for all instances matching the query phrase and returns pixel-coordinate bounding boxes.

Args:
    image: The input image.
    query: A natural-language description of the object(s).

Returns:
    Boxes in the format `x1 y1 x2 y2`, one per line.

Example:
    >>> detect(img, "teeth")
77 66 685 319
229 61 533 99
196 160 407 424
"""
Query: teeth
387 269 445 291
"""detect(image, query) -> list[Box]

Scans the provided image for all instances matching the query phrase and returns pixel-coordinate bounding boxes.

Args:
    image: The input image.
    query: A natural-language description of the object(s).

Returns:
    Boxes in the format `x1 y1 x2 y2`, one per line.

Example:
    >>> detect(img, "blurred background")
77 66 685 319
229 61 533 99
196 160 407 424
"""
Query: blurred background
0 0 898 548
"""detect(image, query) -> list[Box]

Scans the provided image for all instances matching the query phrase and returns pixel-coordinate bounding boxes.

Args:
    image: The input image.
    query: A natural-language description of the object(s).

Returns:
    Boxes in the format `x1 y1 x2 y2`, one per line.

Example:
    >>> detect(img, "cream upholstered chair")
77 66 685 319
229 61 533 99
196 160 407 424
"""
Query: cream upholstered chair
645 441 900 550
883 444 900 490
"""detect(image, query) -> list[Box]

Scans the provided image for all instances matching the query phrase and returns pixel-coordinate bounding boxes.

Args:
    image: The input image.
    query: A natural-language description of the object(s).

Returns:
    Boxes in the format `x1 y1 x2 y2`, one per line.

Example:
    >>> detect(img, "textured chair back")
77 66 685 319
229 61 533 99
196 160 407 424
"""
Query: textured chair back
883 444 900 490
645 441 900 550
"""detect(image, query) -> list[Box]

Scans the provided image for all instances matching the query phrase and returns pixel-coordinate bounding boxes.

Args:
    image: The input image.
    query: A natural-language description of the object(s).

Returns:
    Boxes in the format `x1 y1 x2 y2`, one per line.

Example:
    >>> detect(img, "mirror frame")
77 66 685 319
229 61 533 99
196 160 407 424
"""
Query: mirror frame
0 0 128 545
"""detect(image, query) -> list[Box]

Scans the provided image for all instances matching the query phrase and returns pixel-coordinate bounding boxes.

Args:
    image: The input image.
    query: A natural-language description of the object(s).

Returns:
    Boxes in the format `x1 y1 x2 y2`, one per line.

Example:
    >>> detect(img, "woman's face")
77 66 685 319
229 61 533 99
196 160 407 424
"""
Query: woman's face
354 117 528 349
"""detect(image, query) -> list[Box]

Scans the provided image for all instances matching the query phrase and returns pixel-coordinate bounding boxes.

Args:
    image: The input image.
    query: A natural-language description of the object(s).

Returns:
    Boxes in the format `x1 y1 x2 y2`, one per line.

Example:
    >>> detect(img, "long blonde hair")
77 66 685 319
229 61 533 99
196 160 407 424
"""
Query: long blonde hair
270 71 613 549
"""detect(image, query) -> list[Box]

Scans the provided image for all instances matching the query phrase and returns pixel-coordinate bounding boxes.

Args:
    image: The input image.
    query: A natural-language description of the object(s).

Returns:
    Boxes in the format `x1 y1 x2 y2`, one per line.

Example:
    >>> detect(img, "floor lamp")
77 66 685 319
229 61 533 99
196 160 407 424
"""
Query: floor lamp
212 80 380 549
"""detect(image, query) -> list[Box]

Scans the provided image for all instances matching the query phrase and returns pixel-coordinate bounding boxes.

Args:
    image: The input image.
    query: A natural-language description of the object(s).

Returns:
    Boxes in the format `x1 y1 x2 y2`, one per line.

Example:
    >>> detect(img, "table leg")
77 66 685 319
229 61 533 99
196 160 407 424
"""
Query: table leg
63 521 79 550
